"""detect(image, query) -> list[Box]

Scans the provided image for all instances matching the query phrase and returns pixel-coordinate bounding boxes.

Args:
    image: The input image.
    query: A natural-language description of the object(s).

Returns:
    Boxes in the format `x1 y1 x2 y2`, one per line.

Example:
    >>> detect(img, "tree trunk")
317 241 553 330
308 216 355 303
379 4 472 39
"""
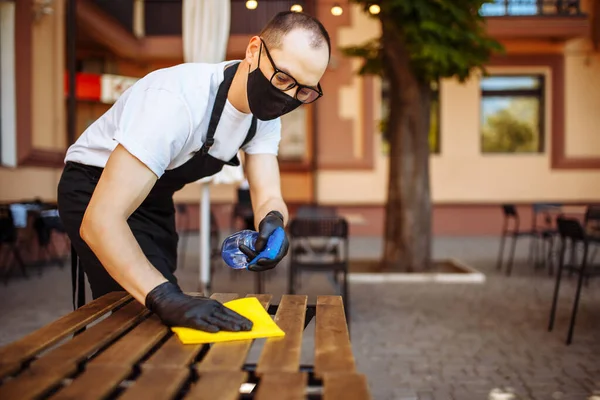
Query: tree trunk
381 19 432 272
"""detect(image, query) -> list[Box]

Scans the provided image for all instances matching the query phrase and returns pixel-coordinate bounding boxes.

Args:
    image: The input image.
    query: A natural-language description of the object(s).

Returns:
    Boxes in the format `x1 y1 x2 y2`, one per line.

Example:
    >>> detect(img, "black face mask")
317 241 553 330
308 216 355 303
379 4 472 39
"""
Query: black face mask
247 66 303 121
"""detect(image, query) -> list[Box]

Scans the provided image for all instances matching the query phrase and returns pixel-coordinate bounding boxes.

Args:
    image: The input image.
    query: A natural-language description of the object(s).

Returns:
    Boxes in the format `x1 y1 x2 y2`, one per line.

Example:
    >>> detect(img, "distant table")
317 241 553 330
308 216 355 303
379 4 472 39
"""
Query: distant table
0 293 371 400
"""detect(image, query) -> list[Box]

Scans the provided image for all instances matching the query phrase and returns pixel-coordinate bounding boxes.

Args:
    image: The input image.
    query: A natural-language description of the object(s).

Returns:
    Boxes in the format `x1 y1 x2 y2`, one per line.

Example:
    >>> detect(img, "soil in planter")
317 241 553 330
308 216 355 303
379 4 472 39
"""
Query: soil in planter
349 260 469 274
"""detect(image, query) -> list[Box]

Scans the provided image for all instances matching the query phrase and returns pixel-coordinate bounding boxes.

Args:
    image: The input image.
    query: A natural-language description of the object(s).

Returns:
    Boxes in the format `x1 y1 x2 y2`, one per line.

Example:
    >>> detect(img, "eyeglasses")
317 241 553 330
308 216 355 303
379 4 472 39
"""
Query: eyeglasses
258 38 323 104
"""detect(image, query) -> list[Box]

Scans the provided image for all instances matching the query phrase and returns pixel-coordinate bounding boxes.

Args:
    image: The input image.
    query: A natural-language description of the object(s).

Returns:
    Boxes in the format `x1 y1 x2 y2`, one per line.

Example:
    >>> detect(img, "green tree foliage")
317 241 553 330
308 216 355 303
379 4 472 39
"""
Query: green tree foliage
342 1 504 84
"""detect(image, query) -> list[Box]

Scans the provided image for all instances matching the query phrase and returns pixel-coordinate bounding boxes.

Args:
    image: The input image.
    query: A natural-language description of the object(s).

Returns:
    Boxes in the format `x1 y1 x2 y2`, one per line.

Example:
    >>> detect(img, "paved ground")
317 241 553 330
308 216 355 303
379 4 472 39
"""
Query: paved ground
1 235 599 400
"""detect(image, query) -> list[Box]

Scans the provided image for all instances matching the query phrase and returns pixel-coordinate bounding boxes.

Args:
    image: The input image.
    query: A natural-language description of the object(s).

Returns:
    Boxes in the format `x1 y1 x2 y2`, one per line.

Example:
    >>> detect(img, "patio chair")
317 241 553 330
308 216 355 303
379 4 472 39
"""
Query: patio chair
231 188 254 232
33 208 69 270
295 205 337 219
531 203 562 275
548 217 600 344
288 216 350 325
496 204 540 276
584 205 600 235
0 205 27 283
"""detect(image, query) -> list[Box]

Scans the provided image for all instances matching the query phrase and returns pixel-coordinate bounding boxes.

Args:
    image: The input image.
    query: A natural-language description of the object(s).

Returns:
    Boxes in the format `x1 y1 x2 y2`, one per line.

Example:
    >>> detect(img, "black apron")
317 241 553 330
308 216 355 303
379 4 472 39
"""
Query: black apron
57 62 256 309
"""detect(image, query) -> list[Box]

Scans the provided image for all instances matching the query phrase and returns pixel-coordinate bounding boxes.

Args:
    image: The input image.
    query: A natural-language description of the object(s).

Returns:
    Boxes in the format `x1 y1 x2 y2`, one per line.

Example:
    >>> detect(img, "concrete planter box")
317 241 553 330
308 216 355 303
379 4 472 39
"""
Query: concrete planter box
348 258 486 284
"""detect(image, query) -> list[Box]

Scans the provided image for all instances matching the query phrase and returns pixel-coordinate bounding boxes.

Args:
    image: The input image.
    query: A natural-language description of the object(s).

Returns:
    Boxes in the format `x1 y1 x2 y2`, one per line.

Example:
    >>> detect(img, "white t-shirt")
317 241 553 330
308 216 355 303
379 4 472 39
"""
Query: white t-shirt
64 60 281 178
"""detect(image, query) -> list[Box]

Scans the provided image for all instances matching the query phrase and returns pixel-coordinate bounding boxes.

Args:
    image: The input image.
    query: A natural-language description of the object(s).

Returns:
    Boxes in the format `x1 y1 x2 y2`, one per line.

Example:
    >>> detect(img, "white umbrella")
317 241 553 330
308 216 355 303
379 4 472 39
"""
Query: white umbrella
195 163 244 293
182 0 234 293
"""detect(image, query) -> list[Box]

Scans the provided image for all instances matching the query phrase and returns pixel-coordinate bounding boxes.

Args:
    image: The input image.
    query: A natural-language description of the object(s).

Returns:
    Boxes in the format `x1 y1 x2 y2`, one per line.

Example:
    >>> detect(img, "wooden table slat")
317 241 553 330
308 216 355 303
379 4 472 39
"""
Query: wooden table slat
0 363 21 380
254 372 307 400
141 335 203 368
50 315 170 399
142 293 241 368
185 371 247 400
0 301 147 399
256 295 307 374
0 292 130 368
0 362 77 400
323 373 372 400
51 365 131 400
196 294 272 373
314 296 356 377
34 301 148 367
88 314 168 366
119 367 190 400
0 292 374 399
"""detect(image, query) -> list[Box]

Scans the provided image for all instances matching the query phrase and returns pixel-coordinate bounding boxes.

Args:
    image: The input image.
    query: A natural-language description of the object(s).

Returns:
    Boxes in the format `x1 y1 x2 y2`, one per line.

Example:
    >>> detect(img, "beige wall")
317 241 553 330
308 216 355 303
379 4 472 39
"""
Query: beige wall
317 5 386 204
0 167 62 202
3 2 600 206
317 4 600 205
564 38 600 157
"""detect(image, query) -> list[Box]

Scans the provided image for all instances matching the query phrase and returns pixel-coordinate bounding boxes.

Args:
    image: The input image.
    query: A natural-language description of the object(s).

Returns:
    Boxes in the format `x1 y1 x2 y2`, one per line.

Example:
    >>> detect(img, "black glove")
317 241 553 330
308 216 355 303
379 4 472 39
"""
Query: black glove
145 282 253 332
239 210 289 272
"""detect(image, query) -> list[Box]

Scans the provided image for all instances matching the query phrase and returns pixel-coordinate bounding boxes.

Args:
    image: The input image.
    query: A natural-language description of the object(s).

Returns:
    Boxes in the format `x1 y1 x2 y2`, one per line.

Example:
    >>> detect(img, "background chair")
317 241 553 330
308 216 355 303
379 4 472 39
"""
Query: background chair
497 204 539 276
295 205 337 219
584 205 600 235
288 216 350 325
548 216 600 344
531 203 562 275
0 205 27 283
33 208 69 271
231 187 254 232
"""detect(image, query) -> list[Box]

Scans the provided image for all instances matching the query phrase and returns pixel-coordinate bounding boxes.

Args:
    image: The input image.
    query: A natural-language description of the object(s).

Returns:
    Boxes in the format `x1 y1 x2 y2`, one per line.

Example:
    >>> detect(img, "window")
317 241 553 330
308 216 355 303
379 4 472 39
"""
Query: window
381 79 440 154
479 0 581 16
480 75 545 153
480 0 539 16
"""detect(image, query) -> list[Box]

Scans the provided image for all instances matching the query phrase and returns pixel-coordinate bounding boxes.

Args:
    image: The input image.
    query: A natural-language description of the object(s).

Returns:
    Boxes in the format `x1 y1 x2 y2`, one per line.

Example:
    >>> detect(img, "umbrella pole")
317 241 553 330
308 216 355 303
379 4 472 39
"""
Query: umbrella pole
199 182 211 295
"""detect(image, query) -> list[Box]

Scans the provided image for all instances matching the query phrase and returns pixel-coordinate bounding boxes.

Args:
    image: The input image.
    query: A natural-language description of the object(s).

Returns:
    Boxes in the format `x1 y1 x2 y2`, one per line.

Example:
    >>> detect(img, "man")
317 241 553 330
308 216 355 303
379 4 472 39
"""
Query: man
57 11 331 333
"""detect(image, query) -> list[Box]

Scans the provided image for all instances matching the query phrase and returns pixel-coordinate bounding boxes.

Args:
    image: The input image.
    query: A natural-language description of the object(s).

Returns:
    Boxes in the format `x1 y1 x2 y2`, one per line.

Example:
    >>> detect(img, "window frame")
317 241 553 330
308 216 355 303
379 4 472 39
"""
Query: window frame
480 73 546 154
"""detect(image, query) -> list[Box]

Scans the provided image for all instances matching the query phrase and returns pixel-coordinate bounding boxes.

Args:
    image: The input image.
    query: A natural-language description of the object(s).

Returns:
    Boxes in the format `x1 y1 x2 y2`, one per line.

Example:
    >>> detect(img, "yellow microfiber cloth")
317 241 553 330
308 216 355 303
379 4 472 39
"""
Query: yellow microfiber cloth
171 297 285 344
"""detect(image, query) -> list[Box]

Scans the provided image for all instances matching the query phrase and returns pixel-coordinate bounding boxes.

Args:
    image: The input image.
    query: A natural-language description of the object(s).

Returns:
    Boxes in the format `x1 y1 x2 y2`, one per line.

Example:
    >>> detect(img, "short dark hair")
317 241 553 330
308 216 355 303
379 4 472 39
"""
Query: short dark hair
260 11 331 59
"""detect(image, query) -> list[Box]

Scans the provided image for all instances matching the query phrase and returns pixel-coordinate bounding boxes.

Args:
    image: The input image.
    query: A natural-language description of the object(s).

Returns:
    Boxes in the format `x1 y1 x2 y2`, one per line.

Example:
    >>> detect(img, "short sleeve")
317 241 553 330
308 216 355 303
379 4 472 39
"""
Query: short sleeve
113 88 192 178
242 118 281 155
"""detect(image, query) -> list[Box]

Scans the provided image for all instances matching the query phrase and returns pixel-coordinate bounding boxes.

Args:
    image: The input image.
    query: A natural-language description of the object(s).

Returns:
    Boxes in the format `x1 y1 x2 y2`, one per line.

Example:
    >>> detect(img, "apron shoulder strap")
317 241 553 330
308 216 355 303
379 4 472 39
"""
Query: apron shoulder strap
202 62 240 155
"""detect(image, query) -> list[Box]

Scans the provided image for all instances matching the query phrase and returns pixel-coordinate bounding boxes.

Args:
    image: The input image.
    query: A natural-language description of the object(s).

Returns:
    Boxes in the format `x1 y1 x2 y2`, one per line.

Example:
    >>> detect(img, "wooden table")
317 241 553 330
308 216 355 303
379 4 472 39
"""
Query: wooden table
0 292 371 400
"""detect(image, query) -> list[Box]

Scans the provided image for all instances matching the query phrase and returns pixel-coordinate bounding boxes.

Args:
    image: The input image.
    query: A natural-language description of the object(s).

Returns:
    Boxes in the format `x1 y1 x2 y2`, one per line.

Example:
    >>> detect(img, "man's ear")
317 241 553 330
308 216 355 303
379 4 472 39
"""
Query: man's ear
245 36 262 68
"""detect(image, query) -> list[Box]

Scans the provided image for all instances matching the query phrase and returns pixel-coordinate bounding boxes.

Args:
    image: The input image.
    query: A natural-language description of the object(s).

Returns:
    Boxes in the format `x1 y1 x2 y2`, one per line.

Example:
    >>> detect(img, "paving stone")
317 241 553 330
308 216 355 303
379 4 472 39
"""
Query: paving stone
1 236 599 400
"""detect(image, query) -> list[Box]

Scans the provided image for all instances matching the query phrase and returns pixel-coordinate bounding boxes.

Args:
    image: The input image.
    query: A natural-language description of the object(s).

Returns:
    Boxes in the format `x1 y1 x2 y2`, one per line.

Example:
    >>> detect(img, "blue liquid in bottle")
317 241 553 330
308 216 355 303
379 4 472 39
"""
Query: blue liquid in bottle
221 230 258 270
221 227 286 270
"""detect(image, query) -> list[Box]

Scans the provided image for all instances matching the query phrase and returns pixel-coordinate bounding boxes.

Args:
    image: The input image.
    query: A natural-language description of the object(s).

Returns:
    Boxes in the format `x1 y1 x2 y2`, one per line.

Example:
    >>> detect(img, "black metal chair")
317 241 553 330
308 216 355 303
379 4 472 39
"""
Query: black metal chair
295 205 337 219
584 205 600 235
288 217 350 325
497 204 540 276
531 203 562 275
231 188 254 232
0 205 27 283
33 208 69 270
548 216 600 344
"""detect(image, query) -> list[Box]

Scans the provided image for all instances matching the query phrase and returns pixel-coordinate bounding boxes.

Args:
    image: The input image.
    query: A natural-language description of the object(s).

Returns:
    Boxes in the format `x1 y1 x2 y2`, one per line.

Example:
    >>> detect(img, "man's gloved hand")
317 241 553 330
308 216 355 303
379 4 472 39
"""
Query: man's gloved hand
145 281 253 332
239 210 289 272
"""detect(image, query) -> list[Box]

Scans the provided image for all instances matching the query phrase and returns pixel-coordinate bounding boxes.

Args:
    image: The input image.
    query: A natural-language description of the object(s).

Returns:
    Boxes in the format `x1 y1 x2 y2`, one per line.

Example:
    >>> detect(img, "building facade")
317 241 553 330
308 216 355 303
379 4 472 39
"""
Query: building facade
1 0 599 236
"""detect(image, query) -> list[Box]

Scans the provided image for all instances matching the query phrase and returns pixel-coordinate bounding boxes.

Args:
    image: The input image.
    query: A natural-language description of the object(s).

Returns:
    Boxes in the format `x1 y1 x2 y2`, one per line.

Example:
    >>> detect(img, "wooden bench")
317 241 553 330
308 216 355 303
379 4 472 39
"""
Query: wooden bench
0 292 372 399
